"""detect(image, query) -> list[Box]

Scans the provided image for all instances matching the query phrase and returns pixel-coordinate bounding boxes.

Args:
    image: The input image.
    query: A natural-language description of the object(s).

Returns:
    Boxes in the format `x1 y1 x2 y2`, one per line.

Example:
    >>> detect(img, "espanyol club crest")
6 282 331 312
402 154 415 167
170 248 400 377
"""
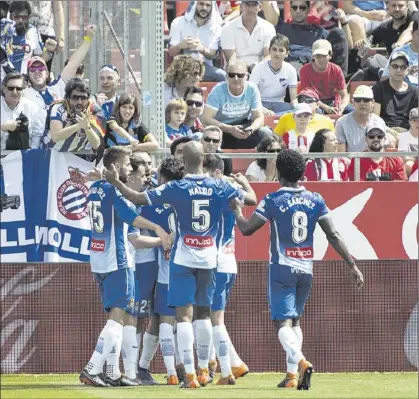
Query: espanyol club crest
57 167 89 220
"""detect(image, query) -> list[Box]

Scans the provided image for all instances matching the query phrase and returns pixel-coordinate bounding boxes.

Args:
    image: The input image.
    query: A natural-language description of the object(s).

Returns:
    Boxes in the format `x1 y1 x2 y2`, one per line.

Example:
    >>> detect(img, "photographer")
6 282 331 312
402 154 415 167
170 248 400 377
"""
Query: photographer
1 71 43 150
348 124 407 181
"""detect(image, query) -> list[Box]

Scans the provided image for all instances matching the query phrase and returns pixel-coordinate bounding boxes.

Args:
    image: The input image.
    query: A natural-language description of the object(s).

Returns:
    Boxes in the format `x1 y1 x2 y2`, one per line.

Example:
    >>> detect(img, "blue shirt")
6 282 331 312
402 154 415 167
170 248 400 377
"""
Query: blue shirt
166 124 192 141
206 81 262 125
145 174 246 269
382 45 418 87
88 181 139 273
106 119 137 147
353 1 386 11
254 186 329 274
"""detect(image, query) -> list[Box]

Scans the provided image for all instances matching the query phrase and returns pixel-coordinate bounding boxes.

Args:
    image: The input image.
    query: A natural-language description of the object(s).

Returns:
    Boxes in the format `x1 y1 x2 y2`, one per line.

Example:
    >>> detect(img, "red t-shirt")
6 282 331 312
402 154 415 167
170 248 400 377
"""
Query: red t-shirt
348 157 408 181
411 159 418 175
300 62 345 107
283 130 314 151
305 158 349 181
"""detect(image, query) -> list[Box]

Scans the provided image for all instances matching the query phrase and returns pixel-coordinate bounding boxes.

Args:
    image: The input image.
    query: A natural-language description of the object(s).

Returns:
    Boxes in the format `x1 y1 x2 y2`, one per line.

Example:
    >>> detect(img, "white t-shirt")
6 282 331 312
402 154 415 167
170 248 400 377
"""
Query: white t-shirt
245 161 266 181
398 130 418 152
221 16 276 65
249 60 298 103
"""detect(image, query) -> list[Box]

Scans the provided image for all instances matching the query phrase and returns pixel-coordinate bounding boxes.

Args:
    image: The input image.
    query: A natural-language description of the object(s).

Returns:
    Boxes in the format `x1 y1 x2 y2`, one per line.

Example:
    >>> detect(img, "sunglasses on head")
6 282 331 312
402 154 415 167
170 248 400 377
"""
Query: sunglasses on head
228 72 246 79
354 98 373 103
6 86 23 92
203 137 220 144
29 65 47 73
298 97 316 104
366 133 385 140
186 99 203 108
71 94 88 101
291 5 308 11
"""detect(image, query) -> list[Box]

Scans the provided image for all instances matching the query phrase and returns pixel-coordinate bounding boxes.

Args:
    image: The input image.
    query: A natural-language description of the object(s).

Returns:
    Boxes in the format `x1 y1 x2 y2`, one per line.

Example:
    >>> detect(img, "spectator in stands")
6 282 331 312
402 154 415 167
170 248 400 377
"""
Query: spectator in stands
163 54 205 105
170 135 193 160
249 34 298 115
245 134 282 181
300 40 352 115
217 1 241 24
304 128 349 181
105 93 159 153
168 1 226 82
273 87 335 137
202 59 272 149
282 103 314 152
64 58 84 79
398 107 418 175
262 0 351 74
1 71 43 150
201 125 233 175
409 159 418 181
221 0 276 72
22 25 96 119
8 1 57 74
183 86 205 133
336 85 387 152
42 77 105 153
373 52 418 136
93 64 121 119
1 3 16 83
382 20 418 87
29 0 65 71
348 123 407 181
165 98 192 145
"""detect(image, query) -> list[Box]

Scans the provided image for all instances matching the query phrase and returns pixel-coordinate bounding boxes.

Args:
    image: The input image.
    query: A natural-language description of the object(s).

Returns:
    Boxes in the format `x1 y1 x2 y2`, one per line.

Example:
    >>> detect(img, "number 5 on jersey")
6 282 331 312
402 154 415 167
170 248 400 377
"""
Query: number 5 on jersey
192 200 210 232
89 201 104 233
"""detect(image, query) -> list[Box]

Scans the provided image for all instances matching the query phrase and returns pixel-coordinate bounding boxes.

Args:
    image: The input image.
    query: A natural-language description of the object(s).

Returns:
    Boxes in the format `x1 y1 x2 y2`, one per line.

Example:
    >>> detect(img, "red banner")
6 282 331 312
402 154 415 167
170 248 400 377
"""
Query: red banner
237 182 418 261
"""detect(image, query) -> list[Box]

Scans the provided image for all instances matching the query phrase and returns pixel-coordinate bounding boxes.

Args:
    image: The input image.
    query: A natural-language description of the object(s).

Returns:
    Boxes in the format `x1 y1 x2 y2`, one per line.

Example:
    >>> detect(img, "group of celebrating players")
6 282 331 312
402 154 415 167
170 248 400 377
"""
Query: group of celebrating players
79 141 364 390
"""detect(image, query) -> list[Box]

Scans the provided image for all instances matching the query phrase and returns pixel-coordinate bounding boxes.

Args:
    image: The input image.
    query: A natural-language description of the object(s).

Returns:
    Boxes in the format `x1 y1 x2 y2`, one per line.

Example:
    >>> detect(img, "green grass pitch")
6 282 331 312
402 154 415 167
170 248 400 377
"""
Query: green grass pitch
2 373 417 399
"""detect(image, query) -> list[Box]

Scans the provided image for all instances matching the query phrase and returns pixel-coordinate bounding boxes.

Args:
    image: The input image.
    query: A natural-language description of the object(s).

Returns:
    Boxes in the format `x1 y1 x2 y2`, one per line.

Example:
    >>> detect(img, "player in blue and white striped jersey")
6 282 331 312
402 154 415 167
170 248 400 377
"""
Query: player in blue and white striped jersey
232 150 364 391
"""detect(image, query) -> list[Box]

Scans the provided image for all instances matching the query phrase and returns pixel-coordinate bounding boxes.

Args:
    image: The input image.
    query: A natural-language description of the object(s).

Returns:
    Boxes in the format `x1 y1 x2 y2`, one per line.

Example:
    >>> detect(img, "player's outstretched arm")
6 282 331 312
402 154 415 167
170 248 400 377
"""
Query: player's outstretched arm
104 164 149 205
318 217 364 289
129 234 163 249
230 173 257 205
132 216 172 250
233 206 266 236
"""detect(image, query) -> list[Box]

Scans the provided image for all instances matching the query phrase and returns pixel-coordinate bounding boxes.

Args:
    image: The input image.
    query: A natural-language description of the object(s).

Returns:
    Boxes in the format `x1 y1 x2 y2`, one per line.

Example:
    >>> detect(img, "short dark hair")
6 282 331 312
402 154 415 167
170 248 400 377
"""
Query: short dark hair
184 85 203 99
103 146 132 169
2 71 24 94
64 59 85 76
170 136 193 155
413 20 418 33
9 1 31 15
159 156 185 181
290 0 310 8
256 135 282 170
64 77 91 99
269 34 290 51
276 149 306 183
203 153 224 174
309 129 332 153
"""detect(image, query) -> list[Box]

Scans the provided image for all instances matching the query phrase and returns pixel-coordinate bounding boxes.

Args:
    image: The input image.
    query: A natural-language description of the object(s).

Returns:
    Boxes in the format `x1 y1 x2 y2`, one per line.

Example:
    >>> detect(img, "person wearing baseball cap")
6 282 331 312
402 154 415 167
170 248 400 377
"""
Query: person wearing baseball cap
347 120 407 181
299 39 352 115
282 103 315 151
336 84 388 153
273 87 334 137
398 107 418 177
372 50 418 133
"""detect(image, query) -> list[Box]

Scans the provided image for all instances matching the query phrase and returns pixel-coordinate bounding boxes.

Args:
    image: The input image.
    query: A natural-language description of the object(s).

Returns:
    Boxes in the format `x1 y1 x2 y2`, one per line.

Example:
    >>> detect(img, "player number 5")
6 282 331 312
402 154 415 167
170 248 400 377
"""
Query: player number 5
192 199 210 232
292 211 308 243
89 201 104 233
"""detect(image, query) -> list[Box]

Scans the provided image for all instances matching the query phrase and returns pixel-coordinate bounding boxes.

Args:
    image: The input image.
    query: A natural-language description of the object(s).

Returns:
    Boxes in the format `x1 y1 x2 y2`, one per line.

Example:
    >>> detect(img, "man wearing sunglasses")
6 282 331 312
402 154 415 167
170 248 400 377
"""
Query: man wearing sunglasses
42 77 106 153
348 124 407 181
372 52 418 135
1 71 44 150
201 126 233 176
22 25 96 125
336 85 387 153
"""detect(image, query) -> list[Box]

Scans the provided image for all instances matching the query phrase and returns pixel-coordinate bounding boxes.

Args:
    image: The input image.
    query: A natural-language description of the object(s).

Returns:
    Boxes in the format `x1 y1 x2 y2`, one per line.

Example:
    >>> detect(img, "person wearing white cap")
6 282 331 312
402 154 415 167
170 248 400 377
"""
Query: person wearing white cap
300 39 352 115
336 85 388 153
282 103 314 152
372 51 418 134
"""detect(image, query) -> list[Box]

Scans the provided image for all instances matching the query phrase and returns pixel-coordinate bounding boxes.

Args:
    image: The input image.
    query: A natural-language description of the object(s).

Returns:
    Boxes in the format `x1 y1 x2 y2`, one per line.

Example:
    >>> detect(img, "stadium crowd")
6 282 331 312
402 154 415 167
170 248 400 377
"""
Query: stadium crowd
0 0 417 390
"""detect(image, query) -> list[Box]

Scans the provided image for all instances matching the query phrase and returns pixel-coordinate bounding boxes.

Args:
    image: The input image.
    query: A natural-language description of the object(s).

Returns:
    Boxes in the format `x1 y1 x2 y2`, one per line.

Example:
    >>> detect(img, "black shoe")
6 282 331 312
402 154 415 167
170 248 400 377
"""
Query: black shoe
103 375 122 386
79 369 108 387
138 367 157 385
120 375 142 386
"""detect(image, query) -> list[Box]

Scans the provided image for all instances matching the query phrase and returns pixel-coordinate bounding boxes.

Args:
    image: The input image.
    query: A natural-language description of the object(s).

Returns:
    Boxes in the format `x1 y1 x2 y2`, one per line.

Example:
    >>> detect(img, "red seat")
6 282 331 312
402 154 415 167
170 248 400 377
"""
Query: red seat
199 82 218 101
223 149 257 175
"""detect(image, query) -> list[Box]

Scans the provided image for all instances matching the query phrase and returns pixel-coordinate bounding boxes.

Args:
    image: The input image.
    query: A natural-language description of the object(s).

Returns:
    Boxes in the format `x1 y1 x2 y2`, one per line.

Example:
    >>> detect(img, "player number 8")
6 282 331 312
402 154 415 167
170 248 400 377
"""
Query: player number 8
292 211 308 244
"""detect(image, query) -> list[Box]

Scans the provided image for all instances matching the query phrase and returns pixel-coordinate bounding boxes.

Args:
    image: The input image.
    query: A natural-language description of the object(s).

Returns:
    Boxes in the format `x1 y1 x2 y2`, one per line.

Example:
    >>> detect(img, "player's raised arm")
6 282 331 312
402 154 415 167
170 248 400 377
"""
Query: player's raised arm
132 215 172 250
104 164 149 205
230 173 257 205
318 217 364 289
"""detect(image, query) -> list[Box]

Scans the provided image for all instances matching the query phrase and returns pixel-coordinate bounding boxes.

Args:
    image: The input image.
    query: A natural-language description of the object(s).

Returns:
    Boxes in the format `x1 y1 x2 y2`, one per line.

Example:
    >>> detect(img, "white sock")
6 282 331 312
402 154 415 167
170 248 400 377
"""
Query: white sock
209 342 216 362
139 332 159 370
287 326 303 374
226 330 243 367
213 325 231 378
159 323 176 376
122 325 138 379
106 340 122 379
174 328 182 366
192 320 198 349
86 320 123 375
196 319 212 370
176 322 195 374
136 332 142 364
278 326 304 366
